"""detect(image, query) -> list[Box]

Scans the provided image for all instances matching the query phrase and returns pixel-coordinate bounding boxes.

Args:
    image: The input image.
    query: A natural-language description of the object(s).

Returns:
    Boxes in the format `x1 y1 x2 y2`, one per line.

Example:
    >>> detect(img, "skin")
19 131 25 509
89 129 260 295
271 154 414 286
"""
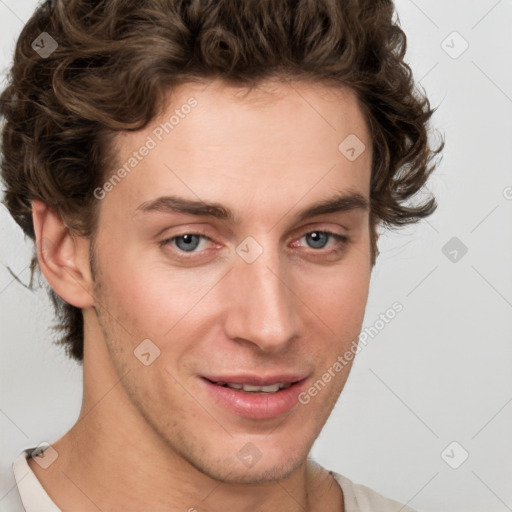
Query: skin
29 78 375 512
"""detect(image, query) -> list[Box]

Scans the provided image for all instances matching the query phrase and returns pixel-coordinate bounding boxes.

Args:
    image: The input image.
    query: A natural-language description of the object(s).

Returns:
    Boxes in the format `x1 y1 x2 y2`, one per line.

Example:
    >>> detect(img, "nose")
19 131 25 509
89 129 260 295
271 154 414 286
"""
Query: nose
223 243 301 353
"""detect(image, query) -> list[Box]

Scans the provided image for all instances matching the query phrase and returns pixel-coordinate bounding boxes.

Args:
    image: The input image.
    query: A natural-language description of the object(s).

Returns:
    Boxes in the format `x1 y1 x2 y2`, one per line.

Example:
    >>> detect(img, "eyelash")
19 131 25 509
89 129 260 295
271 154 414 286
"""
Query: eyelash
159 230 350 260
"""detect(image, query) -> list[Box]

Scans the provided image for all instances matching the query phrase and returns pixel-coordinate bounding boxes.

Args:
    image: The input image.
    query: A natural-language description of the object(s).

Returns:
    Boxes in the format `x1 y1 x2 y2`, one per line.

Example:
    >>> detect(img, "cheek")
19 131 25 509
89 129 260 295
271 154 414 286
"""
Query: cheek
298 259 370 338
328 272 369 328
97 250 224 340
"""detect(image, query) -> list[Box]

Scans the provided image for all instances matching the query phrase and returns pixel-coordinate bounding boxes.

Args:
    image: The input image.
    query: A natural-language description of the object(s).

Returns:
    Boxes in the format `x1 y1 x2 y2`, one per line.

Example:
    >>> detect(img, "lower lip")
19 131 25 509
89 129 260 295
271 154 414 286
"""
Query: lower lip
200 378 307 419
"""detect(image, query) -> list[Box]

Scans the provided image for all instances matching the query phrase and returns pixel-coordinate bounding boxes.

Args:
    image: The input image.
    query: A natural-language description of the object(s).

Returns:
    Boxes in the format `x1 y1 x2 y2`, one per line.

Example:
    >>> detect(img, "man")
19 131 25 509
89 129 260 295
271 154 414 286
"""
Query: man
1 0 441 510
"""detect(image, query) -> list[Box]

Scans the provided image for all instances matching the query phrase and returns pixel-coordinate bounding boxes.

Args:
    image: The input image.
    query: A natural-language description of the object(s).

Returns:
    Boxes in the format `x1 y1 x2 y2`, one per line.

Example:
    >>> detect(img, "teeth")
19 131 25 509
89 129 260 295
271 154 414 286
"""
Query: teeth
219 382 291 393
243 383 280 393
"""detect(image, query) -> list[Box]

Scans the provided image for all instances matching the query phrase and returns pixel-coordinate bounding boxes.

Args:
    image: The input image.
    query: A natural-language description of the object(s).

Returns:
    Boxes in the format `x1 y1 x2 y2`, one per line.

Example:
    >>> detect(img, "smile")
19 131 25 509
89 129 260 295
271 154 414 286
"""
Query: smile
212 382 292 393
200 375 309 419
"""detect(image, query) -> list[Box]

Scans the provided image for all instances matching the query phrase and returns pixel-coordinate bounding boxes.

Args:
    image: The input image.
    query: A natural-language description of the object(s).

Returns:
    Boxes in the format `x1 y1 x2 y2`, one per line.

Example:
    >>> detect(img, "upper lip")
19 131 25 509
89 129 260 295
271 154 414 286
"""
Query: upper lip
201 373 308 386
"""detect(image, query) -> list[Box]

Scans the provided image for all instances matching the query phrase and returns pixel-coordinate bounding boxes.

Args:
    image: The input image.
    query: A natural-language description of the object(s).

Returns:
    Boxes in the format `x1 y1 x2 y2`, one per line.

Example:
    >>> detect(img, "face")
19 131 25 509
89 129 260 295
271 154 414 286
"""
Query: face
89 79 373 483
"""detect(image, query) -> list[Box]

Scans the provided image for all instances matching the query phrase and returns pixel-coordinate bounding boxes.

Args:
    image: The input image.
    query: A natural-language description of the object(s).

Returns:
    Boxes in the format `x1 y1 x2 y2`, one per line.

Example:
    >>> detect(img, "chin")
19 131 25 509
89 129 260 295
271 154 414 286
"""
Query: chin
211 456 305 485
182 440 308 485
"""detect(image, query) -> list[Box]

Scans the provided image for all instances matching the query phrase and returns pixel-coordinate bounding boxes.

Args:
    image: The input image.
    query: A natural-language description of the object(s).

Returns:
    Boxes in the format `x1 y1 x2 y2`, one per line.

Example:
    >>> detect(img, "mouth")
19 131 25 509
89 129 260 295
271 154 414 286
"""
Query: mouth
200 374 308 419
206 380 293 394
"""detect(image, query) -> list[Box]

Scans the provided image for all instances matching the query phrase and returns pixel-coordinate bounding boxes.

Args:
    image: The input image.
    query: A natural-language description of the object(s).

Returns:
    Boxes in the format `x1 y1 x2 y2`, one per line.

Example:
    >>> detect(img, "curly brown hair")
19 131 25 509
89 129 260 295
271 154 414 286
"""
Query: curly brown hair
0 0 442 362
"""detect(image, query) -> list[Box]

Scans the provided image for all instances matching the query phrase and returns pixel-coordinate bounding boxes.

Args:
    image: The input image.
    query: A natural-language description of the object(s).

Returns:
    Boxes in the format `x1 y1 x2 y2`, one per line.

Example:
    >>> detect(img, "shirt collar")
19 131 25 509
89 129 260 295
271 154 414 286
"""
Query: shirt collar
12 447 61 512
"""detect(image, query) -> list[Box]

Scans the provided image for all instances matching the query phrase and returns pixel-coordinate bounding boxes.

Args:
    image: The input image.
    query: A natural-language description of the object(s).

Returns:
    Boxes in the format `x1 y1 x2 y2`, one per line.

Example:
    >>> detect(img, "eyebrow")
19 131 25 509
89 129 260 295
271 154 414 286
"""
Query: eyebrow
135 191 369 224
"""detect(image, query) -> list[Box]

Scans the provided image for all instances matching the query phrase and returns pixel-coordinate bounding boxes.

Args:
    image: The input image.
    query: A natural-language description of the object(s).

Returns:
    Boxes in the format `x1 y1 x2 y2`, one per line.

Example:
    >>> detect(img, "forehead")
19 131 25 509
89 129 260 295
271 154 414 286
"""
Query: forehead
102 78 372 222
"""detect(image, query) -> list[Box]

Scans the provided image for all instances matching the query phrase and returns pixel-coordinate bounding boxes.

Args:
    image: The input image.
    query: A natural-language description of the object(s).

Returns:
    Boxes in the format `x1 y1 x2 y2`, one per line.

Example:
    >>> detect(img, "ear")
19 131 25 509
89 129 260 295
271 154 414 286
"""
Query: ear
31 200 95 309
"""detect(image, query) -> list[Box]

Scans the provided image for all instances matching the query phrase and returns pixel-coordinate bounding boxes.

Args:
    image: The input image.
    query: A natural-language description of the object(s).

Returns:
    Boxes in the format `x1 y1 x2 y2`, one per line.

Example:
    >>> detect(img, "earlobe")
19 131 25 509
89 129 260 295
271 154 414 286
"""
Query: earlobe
31 199 95 309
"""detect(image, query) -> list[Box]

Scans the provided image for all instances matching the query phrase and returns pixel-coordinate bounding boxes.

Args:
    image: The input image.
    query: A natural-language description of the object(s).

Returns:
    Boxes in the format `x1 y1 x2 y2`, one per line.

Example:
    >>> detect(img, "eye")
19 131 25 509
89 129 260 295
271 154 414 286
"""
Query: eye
297 231 349 251
160 233 212 253
304 231 332 249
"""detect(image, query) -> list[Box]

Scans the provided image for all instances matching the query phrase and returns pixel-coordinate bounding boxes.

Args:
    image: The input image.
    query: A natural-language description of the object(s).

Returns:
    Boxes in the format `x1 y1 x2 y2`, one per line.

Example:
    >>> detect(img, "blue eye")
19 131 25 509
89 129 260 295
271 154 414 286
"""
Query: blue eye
174 234 201 252
305 231 329 249
301 231 348 250
162 234 209 252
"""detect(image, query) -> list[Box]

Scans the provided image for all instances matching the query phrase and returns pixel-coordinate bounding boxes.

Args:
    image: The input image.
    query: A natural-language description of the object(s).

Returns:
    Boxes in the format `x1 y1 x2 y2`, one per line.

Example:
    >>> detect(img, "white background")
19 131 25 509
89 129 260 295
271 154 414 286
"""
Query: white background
1 1 511 511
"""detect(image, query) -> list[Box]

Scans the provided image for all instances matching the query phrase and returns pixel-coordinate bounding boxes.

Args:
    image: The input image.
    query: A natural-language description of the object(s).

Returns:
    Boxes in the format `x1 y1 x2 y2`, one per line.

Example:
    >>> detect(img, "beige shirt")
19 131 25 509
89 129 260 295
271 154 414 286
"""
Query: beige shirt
7 447 417 512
